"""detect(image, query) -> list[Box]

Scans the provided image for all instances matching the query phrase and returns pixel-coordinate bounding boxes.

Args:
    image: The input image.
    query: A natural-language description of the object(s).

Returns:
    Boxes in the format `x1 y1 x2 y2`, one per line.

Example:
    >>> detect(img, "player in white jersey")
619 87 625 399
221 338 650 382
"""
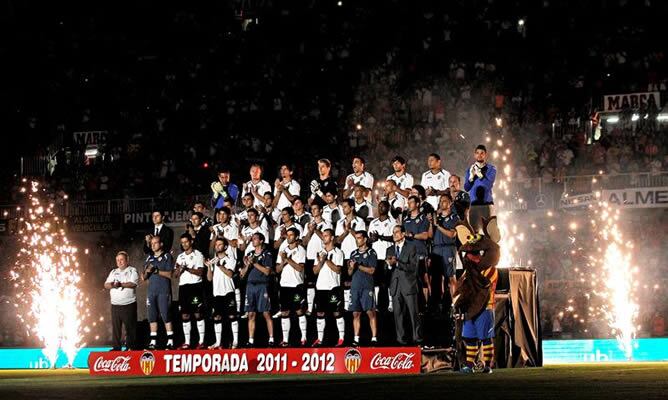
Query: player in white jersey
386 155 414 198
302 202 332 315
313 229 345 347
275 227 308 347
273 207 304 250
210 207 239 249
175 234 206 349
420 153 451 210
239 208 269 256
367 201 398 311
206 237 240 349
343 156 374 201
273 164 301 211
321 189 343 226
242 163 272 207
292 197 312 229
335 199 367 313
383 179 407 221
352 185 374 224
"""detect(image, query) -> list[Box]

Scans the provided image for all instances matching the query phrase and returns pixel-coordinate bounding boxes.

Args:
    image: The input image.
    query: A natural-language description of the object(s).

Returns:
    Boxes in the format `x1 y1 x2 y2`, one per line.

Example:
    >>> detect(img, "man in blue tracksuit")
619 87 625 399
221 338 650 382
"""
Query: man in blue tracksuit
464 145 496 233
431 193 460 302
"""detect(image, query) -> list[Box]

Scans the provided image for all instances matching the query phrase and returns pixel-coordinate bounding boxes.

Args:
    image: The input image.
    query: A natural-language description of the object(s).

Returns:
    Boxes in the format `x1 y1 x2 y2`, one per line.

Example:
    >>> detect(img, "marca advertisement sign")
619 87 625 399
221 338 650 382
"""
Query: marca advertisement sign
603 91 660 112
88 348 421 376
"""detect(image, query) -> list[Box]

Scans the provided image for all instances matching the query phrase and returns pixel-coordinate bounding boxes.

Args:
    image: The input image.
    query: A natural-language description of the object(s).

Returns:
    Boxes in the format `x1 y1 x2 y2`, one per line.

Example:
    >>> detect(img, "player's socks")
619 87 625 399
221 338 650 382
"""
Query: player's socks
214 321 223 347
481 339 494 365
307 288 316 314
465 339 478 367
196 319 205 345
235 289 241 312
387 290 393 312
316 318 325 342
231 320 239 346
248 337 254 345
354 335 360 343
182 322 191 345
149 332 157 346
336 317 345 340
281 317 291 342
298 315 307 341
374 286 380 305
166 331 174 346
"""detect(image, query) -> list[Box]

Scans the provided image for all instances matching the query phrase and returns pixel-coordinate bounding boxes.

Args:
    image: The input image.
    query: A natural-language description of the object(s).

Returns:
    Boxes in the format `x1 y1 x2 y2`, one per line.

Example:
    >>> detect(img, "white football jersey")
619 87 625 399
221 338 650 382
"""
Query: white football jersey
354 200 374 221
277 243 306 287
335 216 367 258
210 222 239 244
420 169 451 210
368 217 398 259
274 180 301 211
386 172 414 191
274 222 304 242
316 247 344 290
176 250 205 286
211 246 237 296
240 224 270 255
387 193 407 213
344 172 374 200
305 220 333 260
322 204 343 226
242 180 272 207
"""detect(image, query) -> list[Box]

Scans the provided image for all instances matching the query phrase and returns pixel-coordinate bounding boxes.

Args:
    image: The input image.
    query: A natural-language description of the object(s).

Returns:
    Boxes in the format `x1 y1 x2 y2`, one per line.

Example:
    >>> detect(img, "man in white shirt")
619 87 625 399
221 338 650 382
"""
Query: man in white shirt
206 237 240 349
104 251 139 350
387 155 414 198
273 207 304 250
322 190 342 226
368 201 397 311
273 164 301 211
420 153 451 210
313 229 346 347
242 164 272 207
174 234 206 349
239 208 269 255
210 207 239 253
302 202 332 315
343 156 374 201
276 227 308 347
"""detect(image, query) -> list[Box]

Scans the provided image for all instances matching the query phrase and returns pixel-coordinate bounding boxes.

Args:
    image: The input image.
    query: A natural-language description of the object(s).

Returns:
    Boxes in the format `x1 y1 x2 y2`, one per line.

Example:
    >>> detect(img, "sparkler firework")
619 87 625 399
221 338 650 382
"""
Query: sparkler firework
10 181 90 367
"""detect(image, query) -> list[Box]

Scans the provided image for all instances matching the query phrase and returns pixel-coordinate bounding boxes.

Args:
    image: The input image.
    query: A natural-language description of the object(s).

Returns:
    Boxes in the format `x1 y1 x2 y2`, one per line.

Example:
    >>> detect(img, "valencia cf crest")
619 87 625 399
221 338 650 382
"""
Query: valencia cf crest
344 348 362 374
140 351 156 376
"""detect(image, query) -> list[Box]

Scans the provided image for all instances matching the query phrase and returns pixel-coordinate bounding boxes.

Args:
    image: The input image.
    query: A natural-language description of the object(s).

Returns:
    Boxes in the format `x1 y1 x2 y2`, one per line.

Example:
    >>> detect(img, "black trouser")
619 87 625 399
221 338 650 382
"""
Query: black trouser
111 302 137 350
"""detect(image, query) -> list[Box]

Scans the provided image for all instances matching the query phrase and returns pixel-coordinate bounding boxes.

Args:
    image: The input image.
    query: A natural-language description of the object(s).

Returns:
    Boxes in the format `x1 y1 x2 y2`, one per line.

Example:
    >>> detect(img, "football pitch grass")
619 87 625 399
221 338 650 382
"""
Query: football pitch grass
0 363 666 400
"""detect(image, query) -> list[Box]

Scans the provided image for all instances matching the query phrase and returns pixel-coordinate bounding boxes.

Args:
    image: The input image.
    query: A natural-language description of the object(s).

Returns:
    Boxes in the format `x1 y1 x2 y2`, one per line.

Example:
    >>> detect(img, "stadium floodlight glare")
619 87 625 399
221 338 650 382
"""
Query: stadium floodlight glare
337 1 342 6
606 116 619 124
518 19 525 26
631 114 639 121
657 114 668 121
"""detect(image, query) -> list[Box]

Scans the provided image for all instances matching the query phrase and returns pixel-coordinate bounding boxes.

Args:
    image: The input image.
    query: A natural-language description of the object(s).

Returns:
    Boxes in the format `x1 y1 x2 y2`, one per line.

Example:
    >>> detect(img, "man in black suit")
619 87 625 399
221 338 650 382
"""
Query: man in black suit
386 225 423 346
186 212 211 257
144 211 175 255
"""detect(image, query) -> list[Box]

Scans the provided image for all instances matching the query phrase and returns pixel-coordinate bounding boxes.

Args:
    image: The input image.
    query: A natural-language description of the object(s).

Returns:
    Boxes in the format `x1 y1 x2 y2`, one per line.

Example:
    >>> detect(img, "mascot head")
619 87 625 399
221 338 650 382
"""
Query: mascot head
453 217 501 317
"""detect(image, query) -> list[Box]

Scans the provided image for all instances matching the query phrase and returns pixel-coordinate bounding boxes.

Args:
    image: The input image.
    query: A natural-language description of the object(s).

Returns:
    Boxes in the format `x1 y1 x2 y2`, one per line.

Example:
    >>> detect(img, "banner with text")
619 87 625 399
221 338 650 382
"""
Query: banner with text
89 348 420 376
603 91 660 112
603 187 668 208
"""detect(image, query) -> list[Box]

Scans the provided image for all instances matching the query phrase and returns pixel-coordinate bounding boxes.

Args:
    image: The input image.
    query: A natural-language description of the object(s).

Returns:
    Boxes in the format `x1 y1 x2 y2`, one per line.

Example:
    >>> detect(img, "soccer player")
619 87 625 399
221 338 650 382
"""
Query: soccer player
143 236 175 350
386 155 414 199
321 189 342 226
175 234 206 349
343 156 374 201
313 229 345 347
335 199 367 311
104 251 139 351
193 201 214 229
464 144 496 233
403 195 431 310
383 179 407 221
292 196 312 228
210 207 239 252
206 237 240 349
348 231 378 346
431 194 459 302
309 158 337 208
302 202 332 315
368 201 397 311
274 207 304 250
239 208 269 255
352 184 374 223
410 185 435 216
242 164 272 208
240 232 275 347
273 164 301 211
448 174 470 221
276 227 308 346
211 169 240 212
420 153 451 211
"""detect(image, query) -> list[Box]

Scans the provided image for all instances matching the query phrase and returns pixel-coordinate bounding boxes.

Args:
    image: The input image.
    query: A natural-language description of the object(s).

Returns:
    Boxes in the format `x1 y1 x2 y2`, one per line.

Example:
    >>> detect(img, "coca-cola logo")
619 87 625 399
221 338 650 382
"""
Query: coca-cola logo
369 353 415 370
93 356 131 372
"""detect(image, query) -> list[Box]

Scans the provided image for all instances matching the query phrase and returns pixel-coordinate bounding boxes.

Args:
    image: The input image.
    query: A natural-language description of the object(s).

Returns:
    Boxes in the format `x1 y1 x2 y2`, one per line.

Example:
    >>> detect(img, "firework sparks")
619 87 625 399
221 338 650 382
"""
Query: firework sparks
11 181 89 368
